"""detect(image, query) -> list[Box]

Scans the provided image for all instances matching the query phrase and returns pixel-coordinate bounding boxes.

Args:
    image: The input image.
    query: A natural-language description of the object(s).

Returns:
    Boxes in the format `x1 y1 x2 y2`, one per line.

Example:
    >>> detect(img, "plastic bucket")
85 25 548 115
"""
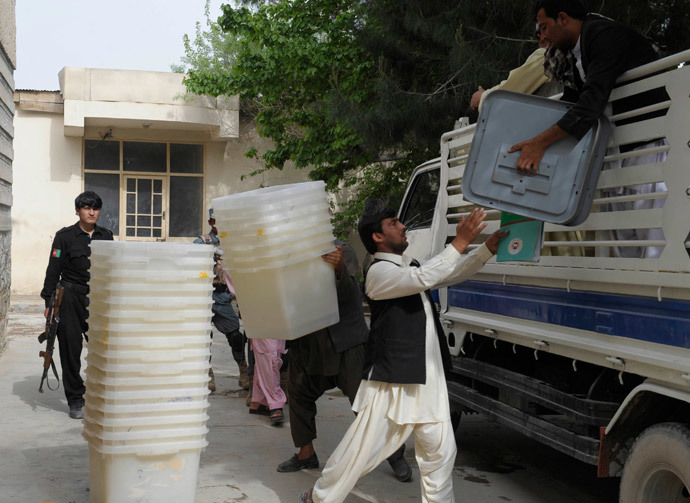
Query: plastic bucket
86 365 210 387
87 315 212 332
225 240 337 273
223 223 334 250
212 181 326 211
86 377 210 397
89 297 213 309
84 424 208 446
222 223 334 251
85 390 209 416
86 352 210 376
89 267 214 284
90 240 215 259
87 329 211 344
84 408 209 429
88 302 213 322
83 416 209 438
87 311 213 325
86 439 205 503
86 333 211 350
230 255 339 339
215 199 330 227
85 369 210 393
87 340 210 364
84 384 210 406
213 189 328 218
90 256 213 268
223 237 335 264
88 279 213 296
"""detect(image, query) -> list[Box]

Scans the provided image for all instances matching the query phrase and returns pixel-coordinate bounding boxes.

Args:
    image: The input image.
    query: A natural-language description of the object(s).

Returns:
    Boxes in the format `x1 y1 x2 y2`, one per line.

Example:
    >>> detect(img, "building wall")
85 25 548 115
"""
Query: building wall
0 0 16 355
11 105 309 295
12 109 82 296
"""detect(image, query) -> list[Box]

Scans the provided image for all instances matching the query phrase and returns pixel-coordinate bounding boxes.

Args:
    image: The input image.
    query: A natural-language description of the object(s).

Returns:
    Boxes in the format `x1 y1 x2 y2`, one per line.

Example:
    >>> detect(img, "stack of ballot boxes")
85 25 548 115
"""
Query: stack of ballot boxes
83 241 214 503
213 181 339 340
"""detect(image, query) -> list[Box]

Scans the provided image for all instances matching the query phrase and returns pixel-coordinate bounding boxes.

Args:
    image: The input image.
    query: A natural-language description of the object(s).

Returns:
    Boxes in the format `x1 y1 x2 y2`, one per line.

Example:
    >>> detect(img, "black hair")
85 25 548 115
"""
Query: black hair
357 198 397 255
75 191 103 210
534 0 586 21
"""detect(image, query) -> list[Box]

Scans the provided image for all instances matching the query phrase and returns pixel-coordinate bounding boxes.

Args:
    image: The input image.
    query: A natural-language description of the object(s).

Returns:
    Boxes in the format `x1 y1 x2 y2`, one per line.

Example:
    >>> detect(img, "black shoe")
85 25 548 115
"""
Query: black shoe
277 453 319 472
68 403 84 420
387 444 412 482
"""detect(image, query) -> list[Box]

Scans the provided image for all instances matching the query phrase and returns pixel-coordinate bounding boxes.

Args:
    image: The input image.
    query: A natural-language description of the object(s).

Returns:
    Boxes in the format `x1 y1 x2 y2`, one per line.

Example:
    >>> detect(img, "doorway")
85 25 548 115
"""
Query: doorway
123 176 166 240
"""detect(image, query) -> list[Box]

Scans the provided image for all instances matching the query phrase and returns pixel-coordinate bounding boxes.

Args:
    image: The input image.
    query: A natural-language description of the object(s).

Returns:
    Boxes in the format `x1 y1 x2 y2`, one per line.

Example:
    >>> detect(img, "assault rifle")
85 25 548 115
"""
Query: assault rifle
38 284 64 392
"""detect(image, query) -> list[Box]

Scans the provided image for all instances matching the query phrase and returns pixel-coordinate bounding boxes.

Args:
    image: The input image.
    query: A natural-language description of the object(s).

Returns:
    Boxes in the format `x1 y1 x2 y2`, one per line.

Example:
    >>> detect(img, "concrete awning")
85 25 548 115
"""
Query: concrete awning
58 67 239 140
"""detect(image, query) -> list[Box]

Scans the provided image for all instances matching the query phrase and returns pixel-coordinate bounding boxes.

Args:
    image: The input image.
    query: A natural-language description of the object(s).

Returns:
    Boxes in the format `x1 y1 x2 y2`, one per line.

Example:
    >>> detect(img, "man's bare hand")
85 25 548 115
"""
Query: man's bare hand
508 124 569 175
484 229 510 254
451 208 488 253
44 307 49 319
322 245 344 276
470 86 485 110
508 137 546 175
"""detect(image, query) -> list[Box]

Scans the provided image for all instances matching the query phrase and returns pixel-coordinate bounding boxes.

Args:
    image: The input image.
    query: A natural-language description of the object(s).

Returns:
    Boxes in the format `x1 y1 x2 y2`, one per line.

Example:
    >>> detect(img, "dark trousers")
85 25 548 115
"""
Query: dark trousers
56 286 88 406
212 313 246 365
287 343 365 448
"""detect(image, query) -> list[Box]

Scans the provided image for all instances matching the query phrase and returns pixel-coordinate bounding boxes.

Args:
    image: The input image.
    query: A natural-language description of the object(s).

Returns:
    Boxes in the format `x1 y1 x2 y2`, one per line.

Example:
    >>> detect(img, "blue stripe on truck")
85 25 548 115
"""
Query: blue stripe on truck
445 281 690 349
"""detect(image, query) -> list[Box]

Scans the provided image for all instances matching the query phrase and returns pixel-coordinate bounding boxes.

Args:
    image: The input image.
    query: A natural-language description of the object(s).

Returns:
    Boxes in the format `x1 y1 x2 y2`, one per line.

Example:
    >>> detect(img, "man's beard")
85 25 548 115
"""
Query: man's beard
391 239 408 255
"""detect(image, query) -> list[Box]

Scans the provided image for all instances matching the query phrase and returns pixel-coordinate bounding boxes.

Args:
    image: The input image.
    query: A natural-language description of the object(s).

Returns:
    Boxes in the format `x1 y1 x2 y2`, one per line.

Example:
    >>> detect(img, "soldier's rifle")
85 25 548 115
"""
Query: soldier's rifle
38 284 64 392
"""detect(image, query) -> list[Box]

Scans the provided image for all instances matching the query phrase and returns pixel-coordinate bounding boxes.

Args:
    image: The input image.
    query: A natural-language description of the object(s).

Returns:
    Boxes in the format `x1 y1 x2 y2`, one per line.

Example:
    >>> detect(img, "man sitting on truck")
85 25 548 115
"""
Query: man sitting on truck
297 199 506 503
509 0 667 258
509 0 660 173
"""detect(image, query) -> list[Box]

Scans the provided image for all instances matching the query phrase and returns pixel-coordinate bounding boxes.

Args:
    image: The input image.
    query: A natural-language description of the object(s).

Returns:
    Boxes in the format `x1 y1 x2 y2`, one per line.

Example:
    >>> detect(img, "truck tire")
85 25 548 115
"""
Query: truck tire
619 422 690 503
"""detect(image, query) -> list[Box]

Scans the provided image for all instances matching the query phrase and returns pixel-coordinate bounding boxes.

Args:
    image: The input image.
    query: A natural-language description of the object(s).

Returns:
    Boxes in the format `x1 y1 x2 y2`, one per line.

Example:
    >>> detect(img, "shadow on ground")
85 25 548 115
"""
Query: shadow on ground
14 373 68 414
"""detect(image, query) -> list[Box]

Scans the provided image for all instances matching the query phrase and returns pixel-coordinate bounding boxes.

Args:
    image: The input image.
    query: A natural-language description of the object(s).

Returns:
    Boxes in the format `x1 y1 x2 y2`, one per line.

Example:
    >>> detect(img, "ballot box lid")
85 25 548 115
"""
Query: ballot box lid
461 90 610 225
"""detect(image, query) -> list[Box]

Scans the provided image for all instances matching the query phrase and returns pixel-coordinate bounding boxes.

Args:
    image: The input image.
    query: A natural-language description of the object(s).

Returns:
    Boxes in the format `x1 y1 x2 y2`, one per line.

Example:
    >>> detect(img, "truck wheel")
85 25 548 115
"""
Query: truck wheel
619 422 690 503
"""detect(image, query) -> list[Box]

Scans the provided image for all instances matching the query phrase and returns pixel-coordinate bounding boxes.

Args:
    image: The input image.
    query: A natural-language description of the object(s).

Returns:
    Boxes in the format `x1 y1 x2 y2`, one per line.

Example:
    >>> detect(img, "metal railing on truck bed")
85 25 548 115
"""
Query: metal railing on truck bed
435 50 690 389
440 49 690 298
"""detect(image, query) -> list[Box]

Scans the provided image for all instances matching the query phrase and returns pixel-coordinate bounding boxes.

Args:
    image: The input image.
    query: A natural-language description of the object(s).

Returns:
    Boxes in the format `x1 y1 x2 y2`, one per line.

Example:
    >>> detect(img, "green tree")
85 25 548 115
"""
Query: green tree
178 0 690 237
171 1 240 76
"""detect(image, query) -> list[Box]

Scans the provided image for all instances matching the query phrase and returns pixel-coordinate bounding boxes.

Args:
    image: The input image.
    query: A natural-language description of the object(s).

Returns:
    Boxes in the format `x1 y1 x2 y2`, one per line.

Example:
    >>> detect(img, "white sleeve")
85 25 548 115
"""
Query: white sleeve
365 244 492 300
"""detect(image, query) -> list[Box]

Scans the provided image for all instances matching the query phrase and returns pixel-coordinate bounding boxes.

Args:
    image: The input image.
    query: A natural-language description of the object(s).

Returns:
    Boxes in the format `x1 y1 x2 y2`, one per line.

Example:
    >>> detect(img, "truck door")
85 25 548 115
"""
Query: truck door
398 159 442 262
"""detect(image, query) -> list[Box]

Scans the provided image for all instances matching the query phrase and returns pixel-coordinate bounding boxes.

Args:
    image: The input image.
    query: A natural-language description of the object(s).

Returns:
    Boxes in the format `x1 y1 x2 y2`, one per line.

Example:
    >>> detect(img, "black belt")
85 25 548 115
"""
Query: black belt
60 281 89 295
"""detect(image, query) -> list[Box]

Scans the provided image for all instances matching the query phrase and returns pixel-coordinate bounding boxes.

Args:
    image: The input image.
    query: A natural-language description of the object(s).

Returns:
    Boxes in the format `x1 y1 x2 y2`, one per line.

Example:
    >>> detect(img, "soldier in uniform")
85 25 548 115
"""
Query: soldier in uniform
41 191 113 419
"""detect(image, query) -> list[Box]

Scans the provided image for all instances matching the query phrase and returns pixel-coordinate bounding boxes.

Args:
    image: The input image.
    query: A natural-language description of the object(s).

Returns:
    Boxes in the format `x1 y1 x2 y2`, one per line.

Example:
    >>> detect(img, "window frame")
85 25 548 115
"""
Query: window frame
82 139 206 241
399 167 441 231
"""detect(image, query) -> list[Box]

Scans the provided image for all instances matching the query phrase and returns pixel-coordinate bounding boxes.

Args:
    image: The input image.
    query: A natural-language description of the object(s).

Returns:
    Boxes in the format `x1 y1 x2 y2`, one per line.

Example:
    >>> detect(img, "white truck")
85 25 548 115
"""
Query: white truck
396 49 690 501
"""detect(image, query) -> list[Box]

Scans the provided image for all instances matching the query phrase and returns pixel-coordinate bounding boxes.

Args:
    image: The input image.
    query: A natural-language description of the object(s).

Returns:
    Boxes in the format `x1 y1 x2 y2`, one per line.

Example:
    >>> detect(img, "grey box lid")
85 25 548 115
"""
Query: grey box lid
462 90 610 225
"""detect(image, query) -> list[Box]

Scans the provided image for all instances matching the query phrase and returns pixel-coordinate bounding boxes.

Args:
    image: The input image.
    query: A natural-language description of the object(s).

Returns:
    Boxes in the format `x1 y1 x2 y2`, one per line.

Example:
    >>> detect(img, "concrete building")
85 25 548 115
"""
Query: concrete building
0 0 16 354
11 67 308 296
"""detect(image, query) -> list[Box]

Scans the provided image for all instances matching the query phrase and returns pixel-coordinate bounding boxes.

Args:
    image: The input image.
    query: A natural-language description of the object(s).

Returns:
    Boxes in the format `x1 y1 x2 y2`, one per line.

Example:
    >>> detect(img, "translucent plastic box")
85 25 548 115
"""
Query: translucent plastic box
231 256 339 340
86 441 206 503
85 388 209 416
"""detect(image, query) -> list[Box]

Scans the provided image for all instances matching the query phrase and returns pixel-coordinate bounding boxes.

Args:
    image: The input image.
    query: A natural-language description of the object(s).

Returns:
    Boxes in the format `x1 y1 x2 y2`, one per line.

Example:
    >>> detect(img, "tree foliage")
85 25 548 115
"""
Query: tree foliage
171 2 240 76
178 0 690 238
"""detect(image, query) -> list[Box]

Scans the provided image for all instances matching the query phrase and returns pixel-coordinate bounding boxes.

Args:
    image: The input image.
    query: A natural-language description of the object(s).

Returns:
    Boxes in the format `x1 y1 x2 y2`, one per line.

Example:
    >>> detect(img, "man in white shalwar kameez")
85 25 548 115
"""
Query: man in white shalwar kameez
298 201 506 503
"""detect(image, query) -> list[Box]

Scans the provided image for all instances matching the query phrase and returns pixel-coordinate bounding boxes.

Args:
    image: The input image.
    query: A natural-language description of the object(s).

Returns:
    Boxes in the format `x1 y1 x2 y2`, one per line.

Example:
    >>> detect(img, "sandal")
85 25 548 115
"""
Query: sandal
270 408 284 424
249 404 270 415
298 488 313 503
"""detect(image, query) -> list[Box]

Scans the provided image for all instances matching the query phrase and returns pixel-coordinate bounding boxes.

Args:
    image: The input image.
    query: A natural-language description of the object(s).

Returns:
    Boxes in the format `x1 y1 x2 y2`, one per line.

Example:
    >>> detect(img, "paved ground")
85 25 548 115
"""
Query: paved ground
1 296 620 503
